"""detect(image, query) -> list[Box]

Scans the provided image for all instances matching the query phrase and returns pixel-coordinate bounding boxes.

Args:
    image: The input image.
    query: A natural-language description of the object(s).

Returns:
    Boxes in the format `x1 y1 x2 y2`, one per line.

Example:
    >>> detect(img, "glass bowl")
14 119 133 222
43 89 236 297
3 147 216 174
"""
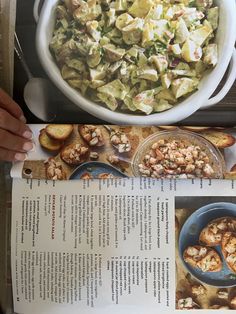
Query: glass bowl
131 130 226 179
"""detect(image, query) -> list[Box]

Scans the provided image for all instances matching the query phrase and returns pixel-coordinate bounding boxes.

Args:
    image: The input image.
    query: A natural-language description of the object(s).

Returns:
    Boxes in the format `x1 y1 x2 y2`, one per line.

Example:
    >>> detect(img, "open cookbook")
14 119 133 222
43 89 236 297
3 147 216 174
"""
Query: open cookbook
5 0 236 313
9 125 236 314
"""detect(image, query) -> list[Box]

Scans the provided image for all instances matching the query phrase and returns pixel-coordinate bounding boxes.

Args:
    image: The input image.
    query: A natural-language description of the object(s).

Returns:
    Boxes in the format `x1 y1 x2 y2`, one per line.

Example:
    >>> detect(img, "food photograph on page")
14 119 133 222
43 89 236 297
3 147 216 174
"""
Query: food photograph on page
14 0 236 125
11 124 236 180
175 196 236 310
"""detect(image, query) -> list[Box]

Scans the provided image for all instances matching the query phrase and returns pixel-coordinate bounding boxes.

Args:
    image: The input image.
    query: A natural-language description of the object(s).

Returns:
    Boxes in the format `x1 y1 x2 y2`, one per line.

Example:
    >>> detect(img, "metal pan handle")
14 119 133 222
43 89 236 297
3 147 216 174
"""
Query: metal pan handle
202 48 236 109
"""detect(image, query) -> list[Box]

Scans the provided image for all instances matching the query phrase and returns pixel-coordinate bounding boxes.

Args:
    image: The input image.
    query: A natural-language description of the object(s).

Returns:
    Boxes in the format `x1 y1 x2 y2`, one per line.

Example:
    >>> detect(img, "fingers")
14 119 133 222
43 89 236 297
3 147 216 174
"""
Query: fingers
0 88 26 121
0 129 33 152
0 108 32 139
0 147 27 162
0 89 32 162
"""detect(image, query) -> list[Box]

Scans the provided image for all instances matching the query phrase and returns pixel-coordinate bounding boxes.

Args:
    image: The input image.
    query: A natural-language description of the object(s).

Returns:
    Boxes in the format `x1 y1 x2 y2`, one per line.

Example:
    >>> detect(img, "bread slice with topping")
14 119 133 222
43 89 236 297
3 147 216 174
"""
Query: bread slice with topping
231 164 236 172
224 172 236 180
199 131 236 148
199 217 236 246
45 157 67 180
60 143 89 165
183 245 222 272
80 172 93 180
221 231 236 273
78 125 105 147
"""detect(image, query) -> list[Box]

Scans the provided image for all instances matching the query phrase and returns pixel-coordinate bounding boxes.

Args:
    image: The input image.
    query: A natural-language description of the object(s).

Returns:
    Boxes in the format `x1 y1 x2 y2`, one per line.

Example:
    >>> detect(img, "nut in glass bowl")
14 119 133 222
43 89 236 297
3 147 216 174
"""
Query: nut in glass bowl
131 130 225 179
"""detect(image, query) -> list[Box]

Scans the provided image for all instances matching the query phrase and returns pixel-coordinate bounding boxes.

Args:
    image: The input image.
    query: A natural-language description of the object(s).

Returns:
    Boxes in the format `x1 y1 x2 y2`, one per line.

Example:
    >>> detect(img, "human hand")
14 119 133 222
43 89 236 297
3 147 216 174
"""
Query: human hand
0 88 33 161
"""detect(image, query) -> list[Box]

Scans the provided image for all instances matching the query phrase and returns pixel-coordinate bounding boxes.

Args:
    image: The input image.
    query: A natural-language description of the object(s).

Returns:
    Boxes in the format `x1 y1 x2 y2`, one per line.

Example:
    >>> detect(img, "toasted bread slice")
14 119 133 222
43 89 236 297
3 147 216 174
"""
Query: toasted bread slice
191 284 206 296
199 217 236 246
158 126 178 131
60 143 89 165
39 129 63 152
221 232 236 273
199 131 236 148
183 245 222 272
231 164 236 172
230 296 236 309
213 127 227 130
210 305 230 309
175 215 179 233
177 297 200 310
80 172 93 180
98 173 115 179
79 125 105 147
45 124 73 141
181 126 211 132
45 157 67 180
224 172 236 180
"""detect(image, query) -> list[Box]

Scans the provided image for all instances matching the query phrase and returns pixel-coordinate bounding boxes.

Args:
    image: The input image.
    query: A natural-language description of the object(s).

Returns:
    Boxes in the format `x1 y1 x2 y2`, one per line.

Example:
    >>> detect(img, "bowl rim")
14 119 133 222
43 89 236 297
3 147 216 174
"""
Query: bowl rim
69 161 129 179
131 129 226 178
36 0 236 125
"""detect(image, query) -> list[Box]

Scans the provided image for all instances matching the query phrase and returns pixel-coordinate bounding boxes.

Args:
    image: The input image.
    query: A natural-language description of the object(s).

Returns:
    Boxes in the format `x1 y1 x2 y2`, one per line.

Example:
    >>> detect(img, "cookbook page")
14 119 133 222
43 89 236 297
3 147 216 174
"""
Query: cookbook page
11 178 236 314
11 124 236 180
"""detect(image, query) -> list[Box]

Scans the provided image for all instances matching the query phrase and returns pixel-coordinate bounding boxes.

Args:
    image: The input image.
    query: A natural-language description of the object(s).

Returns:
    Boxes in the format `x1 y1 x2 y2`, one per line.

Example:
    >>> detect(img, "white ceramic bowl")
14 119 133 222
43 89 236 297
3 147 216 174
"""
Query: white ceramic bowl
35 0 236 125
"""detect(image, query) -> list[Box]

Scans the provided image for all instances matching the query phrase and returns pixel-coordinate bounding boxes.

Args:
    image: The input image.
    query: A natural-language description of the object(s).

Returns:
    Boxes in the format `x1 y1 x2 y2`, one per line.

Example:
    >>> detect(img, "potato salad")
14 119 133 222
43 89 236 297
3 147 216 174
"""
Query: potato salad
50 0 219 114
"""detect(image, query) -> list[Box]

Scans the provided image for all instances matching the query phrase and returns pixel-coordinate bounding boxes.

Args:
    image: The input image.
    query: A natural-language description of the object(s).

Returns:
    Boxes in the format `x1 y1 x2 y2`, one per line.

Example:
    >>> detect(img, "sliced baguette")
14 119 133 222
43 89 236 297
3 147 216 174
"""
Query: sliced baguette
98 173 115 179
46 124 73 141
39 129 63 152
231 164 236 172
199 217 236 246
80 172 93 180
158 126 178 131
45 157 67 180
224 172 236 180
79 125 105 147
60 143 89 165
181 126 211 132
183 245 222 272
199 131 236 148
221 232 236 273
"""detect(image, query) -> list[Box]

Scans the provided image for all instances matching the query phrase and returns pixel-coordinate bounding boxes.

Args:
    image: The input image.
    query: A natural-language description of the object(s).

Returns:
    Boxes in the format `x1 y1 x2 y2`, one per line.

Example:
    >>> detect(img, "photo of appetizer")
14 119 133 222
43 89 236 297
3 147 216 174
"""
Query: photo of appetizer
177 297 200 310
45 124 73 141
109 130 131 153
45 157 67 180
179 203 236 286
132 130 226 179
32 124 133 180
78 125 105 147
175 197 236 310
17 125 236 181
221 232 236 274
183 245 222 273
79 171 116 179
199 217 236 247
39 129 64 152
60 143 89 165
